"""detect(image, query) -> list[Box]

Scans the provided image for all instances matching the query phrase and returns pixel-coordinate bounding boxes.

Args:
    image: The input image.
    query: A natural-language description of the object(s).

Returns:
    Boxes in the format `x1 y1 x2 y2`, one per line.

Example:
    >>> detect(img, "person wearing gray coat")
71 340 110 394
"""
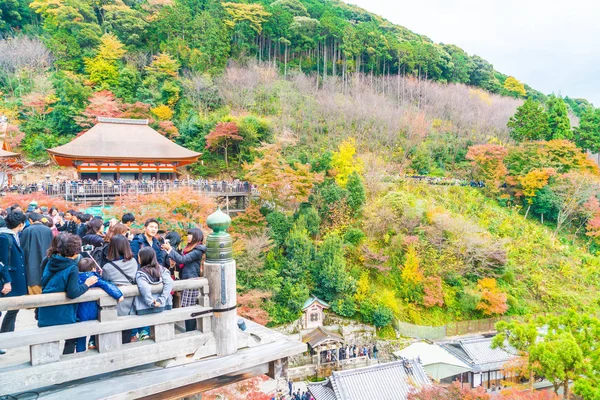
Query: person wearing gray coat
101 235 138 343
133 247 173 315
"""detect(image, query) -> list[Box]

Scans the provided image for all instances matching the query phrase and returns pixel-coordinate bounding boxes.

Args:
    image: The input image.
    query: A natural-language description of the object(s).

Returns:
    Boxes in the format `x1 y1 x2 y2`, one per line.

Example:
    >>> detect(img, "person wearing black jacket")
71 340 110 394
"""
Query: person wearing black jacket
0 211 27 354
161 228 206 331
76 213 91 238
56 210 78 235
82 218 105 249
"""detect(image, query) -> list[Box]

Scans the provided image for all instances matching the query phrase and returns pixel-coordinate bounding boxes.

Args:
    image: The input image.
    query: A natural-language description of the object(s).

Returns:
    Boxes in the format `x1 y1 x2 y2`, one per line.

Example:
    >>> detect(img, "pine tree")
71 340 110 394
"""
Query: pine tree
507 98 550 142
546 95 572 140
574 108 600 153
346 171 366 215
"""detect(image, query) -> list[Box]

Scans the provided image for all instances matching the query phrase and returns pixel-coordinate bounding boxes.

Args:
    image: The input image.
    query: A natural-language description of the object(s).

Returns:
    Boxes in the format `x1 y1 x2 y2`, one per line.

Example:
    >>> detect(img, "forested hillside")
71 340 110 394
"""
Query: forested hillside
3 0 600 332
0 0 554 161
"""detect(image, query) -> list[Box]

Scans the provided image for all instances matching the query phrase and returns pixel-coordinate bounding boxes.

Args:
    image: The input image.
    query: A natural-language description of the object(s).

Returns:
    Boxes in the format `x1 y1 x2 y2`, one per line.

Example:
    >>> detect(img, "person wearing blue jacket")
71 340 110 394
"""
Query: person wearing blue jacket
130 218 165 267
0 211 28 355
75 258 123 352
37 233 98 354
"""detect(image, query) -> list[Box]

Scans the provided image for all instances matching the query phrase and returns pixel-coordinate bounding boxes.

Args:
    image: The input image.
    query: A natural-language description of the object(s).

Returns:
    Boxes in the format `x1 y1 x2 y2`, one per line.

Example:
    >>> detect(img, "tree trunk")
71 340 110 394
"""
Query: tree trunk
525 204 531 219
564 379 569 399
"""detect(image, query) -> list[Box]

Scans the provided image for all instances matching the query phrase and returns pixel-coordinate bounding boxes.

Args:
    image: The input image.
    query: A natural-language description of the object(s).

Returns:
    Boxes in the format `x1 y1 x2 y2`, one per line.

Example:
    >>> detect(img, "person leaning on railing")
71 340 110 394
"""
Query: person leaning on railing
37 233 98 354
102 234 138 344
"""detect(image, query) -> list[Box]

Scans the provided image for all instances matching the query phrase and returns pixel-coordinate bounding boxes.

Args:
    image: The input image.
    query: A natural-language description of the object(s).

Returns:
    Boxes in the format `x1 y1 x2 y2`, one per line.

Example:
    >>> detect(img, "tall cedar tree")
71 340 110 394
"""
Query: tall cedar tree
205 122 243 168
575 108 600 153
507 98 550 142
546 95 572 140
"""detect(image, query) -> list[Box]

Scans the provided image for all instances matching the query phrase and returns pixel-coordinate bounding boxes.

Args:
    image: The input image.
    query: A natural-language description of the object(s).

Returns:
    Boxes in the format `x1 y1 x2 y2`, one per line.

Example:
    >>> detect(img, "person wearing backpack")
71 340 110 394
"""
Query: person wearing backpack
82 218 104 249
101 234 138 343
0 211 27 354
133 247 173 315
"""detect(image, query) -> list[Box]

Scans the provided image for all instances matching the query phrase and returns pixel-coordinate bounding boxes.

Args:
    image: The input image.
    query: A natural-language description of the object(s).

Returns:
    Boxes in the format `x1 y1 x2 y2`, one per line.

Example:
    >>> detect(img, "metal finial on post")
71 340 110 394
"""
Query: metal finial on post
204 207 237 356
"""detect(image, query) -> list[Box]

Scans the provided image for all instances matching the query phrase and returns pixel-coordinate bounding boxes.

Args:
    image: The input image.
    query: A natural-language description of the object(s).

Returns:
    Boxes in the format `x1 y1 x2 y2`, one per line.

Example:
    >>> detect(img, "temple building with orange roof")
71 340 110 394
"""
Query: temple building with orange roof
47 117 200 180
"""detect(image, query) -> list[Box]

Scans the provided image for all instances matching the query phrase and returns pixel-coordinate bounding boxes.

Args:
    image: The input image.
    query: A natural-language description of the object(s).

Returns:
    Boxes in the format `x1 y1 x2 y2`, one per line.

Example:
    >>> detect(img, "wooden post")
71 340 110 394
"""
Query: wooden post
204 208 237 357
197 285 211 334
98 296 118 322
152 323 175 343
268 357 288 381
30 341 61 366
98 332 122 353
205 258 236 356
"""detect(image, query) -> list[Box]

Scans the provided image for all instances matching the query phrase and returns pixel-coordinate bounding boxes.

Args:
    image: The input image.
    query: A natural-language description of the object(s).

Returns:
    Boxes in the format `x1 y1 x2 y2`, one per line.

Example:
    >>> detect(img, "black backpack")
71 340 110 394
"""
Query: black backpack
91 243 108 266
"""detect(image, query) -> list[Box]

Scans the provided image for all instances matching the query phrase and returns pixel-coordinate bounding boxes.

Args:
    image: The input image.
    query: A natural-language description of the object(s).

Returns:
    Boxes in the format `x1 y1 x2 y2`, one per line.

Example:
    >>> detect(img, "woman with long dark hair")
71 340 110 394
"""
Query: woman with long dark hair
133 247 173 315
82 218 104 248
161 228 205 331
101 234 138 343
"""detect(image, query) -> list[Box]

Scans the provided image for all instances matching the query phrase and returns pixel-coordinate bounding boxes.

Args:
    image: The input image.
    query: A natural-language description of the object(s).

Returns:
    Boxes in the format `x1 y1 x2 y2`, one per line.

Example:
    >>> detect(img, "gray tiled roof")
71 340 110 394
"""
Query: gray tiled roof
309 360 431 400
308 381 337 400
441 337 515 372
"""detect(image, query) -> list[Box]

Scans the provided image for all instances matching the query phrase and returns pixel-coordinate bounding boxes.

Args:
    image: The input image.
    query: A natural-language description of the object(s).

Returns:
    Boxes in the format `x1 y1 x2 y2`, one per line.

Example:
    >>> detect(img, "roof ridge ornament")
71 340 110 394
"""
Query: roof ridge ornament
96 117 149 125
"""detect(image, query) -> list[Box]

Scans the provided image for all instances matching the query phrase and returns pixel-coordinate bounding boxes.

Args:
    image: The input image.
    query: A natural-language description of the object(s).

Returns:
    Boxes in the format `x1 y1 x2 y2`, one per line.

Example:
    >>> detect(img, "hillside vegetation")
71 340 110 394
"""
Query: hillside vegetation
3 0 600 331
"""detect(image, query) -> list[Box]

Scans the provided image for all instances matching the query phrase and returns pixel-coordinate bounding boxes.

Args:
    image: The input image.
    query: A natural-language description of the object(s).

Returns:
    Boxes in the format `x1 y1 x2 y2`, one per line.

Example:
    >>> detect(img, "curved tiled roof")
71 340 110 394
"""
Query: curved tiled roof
309 360 431 400
47 117 200 161
302 327 344 348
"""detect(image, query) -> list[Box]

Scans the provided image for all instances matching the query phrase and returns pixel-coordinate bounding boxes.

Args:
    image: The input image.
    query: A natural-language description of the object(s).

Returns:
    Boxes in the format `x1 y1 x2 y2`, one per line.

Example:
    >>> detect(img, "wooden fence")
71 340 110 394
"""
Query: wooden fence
0 279 213 395
397 314 549 340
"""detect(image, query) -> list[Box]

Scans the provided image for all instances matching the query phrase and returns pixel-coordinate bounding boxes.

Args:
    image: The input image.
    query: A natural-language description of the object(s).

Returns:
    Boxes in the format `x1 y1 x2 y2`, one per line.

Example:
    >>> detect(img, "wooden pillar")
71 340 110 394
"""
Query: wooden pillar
205 258 237 356
204 208 237 357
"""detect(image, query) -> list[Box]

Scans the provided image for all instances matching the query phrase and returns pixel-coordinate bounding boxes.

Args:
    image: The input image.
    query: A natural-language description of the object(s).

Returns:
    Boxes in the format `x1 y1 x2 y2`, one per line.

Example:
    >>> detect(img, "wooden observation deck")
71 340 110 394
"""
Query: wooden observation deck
0 210 305 399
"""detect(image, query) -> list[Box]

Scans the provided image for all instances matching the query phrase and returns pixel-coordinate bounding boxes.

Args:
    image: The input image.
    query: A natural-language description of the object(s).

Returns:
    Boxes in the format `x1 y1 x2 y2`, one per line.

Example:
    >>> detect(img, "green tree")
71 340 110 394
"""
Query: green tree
546 95 572 140
507 98 549 142
493 319 539 390
313 233 355 305
574 108 600 153
346 171 366 215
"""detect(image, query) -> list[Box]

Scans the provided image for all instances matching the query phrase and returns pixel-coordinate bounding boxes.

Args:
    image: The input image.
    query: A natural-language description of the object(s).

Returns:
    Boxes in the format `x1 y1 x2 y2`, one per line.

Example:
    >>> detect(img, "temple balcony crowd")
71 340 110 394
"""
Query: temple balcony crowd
2 178 256 195
0 200 207 354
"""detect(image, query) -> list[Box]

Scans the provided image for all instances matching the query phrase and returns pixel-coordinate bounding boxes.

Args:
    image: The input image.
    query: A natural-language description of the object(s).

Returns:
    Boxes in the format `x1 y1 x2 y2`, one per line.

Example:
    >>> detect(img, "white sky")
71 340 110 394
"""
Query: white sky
345 0 600 105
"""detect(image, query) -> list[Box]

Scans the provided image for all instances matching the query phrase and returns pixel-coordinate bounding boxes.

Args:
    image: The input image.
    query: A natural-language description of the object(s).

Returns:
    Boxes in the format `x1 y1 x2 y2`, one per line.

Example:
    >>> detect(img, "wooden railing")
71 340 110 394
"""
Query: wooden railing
5 182 257 199
0 279 213 395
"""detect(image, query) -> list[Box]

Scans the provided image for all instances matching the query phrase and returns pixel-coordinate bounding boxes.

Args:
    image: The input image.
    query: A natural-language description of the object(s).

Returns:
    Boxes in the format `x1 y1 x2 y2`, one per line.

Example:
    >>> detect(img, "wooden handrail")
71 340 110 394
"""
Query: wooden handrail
0 278 208 311
0 305 212 349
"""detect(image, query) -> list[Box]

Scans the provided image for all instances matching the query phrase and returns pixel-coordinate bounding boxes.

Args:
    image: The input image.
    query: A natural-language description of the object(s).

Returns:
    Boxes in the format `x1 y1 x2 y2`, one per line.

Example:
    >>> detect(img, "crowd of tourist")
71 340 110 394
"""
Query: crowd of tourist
3 178 255 195
322 343 379 363
0 201 206 354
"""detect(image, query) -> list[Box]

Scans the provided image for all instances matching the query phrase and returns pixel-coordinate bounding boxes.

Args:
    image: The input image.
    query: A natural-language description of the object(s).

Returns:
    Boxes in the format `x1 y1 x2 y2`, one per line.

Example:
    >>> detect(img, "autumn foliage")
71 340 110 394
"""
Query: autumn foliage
475 277 508 316
244 143 323 210
408 381 490 400
205 122 243 168
76 90 123 133
110 188 216 234
466 144 508 193
0 192 73 212
203 375 271 400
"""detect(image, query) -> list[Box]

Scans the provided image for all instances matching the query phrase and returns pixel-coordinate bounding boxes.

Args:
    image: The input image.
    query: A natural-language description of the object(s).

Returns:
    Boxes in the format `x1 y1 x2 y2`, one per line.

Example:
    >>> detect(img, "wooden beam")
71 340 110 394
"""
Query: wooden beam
0 279 208 311
1 333 216 395
0 306 212 349
139 364 269 400
33 339 307 399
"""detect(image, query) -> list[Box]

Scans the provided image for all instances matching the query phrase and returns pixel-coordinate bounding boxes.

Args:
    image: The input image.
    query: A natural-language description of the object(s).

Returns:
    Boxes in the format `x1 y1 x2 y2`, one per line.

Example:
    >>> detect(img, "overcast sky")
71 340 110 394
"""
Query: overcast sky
345 0 600 105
